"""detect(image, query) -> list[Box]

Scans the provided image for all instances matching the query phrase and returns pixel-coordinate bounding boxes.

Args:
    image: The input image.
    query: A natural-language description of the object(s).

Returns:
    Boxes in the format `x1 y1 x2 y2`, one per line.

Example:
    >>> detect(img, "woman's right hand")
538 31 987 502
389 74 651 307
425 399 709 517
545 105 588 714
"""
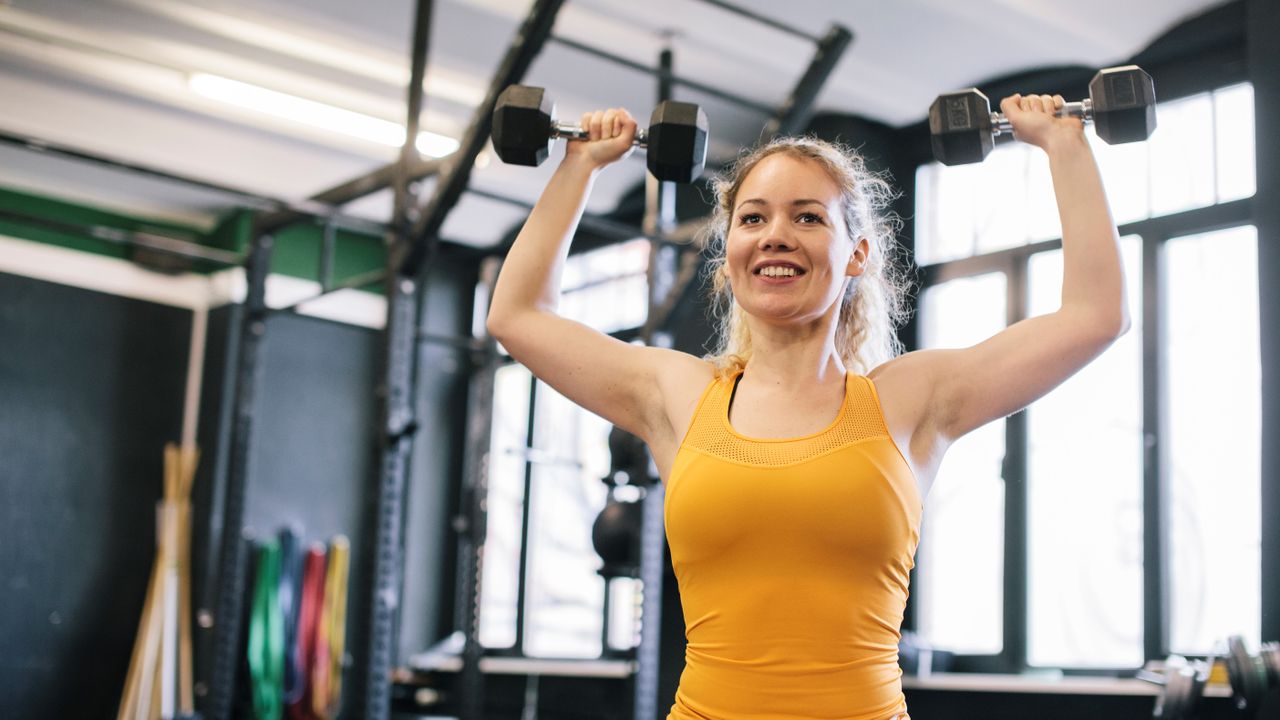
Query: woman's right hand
563 108 638 171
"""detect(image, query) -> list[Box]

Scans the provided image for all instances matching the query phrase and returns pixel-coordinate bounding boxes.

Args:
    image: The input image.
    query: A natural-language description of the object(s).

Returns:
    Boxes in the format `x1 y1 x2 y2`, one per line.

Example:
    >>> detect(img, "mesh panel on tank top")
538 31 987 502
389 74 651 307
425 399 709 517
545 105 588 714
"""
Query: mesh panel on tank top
682 373 890 467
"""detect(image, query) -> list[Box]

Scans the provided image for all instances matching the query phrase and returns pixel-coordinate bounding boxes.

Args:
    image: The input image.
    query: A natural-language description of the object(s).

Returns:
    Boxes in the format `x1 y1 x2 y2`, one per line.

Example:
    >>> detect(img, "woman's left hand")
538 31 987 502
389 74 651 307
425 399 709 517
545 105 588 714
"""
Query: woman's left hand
1000 93 1084 152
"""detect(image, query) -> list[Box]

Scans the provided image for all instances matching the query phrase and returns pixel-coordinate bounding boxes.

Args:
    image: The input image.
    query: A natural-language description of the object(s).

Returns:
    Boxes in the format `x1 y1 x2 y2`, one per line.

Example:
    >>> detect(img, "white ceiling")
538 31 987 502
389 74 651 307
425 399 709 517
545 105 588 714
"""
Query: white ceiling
0 0 1232 247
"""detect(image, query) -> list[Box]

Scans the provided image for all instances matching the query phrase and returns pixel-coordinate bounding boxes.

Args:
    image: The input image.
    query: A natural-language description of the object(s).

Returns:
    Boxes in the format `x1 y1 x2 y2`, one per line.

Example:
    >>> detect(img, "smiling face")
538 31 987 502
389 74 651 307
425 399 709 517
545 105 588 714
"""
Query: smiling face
725 152 869 329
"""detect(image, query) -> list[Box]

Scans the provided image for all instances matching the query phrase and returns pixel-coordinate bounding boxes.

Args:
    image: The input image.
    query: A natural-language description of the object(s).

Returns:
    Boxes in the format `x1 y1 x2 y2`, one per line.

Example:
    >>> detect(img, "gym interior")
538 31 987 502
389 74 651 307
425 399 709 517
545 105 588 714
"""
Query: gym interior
1 0 1277 718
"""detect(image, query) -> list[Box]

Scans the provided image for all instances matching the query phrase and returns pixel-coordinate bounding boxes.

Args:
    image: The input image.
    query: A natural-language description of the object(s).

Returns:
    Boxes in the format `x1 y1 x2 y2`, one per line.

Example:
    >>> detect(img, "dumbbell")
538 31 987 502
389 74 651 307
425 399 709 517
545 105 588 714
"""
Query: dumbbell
1225 635 1280 717
1138 654 1209 719
928 65 1157 166
492 85 709 183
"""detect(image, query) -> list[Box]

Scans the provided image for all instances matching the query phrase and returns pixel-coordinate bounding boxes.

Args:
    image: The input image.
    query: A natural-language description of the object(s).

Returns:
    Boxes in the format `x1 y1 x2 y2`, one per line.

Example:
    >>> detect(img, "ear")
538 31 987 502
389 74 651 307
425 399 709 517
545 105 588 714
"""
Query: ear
846 236 870 278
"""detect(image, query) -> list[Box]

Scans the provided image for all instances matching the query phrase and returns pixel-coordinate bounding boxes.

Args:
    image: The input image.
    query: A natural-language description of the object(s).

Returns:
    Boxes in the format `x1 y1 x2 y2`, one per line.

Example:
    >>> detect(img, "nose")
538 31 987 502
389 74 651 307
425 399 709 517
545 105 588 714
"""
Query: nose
757 218 795 251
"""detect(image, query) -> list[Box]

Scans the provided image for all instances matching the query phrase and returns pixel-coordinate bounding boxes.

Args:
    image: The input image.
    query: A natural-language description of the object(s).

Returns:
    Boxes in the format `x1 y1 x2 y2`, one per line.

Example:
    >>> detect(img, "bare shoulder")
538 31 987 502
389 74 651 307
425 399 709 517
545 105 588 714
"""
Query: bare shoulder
867 349 958 495
650 348 717 431
867 349 950 421
640 349 716 472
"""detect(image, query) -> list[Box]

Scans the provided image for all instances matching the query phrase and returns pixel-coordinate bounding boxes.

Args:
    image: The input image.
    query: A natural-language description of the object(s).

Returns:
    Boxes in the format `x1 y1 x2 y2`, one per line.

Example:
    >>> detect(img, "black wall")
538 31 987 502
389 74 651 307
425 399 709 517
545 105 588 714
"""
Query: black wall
0 272 191 719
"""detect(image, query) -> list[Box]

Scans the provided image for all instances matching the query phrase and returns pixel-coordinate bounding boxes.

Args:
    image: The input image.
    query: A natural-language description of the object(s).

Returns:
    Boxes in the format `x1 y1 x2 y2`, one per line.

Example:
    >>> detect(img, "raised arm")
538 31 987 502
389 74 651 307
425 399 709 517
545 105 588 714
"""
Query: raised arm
924 93 1132 441
486 108 695 443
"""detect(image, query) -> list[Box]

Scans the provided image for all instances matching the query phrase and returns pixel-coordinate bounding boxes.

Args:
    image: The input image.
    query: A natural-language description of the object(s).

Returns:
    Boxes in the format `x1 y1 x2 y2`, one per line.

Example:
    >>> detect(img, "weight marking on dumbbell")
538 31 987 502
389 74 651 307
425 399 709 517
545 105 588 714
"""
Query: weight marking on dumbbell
945 97 971 130
1110 74 1137 106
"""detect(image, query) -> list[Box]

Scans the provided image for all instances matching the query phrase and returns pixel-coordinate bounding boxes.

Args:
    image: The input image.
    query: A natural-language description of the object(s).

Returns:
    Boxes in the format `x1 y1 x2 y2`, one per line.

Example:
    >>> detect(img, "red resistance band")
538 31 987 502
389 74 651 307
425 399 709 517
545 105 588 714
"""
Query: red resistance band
288 545 327 720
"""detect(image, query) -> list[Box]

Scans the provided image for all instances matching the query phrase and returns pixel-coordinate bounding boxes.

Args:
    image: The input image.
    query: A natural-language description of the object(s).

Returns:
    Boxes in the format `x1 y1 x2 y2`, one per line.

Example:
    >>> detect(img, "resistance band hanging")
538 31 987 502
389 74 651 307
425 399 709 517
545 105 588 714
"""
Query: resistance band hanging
278 528 305 705
312 536 351 720
289 545 327 720
248 540 285 720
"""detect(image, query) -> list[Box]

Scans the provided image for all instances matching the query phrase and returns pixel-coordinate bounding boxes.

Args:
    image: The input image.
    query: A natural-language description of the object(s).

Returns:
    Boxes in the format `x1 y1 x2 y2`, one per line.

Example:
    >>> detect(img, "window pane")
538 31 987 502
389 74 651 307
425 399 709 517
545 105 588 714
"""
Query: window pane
607 576 642 651
915 145 1035 265
523 382 612 657
478 364 533 648
561 273 648 334
1148 93 1216 218
1214 84 1256 203
914 161 979 266
973 145 1036 255
1166 226 1261 655
562 238 649 290
1089 127 1151 226
560 238 650 334
917 272 1007 654
1023 146 1062 243
1026 237 1144 668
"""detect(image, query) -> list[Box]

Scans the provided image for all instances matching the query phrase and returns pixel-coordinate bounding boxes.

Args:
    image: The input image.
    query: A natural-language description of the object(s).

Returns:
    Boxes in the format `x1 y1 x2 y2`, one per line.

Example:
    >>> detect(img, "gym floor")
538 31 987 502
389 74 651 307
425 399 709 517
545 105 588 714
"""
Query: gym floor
0 1 1277 719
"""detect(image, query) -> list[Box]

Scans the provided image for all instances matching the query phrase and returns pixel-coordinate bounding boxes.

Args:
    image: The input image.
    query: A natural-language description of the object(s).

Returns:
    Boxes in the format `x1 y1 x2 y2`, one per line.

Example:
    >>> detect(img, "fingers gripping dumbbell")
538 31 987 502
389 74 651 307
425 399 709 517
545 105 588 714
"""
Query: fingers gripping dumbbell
928 65 1157 165
492 85 709 183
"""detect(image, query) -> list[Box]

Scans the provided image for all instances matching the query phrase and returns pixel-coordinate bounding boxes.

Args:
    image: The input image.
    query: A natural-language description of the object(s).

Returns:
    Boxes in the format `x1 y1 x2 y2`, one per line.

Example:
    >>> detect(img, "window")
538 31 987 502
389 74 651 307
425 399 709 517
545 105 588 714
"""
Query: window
1165 225 1261 655
911 82 1258 671
523 380 613 657
559 238 650 334
1026 237 1144 669
478 239 650 657
478 362 532 649
917 272 1008 655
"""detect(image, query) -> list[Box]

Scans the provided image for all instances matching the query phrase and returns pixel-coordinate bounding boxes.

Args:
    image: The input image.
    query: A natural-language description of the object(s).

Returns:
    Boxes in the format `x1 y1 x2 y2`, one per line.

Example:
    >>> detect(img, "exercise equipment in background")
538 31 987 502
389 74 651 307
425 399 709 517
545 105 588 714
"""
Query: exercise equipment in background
1138 634 1280 719
246 531 351 720
116 444 200 720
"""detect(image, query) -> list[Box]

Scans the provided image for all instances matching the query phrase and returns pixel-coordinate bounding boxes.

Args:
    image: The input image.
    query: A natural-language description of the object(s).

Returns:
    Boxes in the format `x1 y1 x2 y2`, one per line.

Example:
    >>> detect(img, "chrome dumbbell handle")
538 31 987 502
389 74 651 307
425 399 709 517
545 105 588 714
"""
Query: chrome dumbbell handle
550 121 650 148
990 99 1093 137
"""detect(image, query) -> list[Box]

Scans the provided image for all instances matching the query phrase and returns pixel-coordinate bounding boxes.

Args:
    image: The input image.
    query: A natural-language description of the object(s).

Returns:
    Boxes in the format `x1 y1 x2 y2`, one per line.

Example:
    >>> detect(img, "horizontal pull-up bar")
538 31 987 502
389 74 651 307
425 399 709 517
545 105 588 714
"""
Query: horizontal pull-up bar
691 0 826 45
550 35 774 115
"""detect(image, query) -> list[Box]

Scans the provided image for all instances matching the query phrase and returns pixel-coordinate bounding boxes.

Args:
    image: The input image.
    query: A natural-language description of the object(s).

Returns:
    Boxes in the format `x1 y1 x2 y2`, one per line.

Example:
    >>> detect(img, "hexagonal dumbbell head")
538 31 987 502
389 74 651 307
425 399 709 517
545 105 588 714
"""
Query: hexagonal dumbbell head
492 85 555 167
646 100 708 183
929 89 996 166
1089 65 1157 145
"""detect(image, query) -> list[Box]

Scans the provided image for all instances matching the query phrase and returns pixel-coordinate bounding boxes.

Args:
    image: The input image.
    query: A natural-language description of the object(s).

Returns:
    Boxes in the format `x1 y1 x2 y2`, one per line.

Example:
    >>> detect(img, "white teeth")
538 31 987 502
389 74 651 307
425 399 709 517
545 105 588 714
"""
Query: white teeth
759 266 797 277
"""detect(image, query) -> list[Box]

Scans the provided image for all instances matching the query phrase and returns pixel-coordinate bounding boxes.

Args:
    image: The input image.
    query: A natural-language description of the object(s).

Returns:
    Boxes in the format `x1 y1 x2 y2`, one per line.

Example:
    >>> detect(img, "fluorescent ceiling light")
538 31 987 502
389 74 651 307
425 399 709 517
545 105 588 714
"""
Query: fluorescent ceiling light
188 73 459 157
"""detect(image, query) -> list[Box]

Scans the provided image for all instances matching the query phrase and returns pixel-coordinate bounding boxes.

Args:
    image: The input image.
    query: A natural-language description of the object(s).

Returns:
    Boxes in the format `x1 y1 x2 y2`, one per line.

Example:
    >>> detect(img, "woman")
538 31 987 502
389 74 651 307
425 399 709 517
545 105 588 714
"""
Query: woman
487 93 1130 720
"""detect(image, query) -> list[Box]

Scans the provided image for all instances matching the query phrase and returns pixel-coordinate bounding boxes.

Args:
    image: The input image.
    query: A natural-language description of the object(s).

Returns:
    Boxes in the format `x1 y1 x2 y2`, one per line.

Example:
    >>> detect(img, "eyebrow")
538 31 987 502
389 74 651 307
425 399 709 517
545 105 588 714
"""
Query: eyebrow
735 198 827 211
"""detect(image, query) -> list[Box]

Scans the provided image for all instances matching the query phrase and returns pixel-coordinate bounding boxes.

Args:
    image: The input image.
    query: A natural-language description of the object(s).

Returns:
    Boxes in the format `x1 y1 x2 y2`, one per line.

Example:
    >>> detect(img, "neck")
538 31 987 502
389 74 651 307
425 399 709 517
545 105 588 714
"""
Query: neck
740 316 846 390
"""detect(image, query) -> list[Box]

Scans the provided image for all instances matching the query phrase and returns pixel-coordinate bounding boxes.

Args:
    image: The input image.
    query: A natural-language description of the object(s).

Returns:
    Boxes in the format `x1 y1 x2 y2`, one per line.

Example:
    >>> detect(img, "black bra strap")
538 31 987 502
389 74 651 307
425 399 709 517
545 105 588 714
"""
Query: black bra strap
728 371 743 414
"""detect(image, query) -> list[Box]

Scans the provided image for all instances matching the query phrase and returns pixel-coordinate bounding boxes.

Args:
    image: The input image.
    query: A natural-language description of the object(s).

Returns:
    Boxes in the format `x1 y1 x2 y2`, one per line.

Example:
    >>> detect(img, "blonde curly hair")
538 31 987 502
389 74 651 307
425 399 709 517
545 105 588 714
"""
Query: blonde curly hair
701 136 913 377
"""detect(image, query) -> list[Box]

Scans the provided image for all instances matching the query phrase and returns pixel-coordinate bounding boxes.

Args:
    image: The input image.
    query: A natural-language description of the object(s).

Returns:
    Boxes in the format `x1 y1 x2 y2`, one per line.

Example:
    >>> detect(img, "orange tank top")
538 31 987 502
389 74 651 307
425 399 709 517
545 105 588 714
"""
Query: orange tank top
664 370 922 720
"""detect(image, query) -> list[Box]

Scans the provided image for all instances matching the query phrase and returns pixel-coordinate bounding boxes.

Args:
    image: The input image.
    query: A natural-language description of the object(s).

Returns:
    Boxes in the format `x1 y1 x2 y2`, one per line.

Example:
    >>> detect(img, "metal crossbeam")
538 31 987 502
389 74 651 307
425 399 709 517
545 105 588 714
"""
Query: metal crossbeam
399 0 568 278
761 25 854 139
